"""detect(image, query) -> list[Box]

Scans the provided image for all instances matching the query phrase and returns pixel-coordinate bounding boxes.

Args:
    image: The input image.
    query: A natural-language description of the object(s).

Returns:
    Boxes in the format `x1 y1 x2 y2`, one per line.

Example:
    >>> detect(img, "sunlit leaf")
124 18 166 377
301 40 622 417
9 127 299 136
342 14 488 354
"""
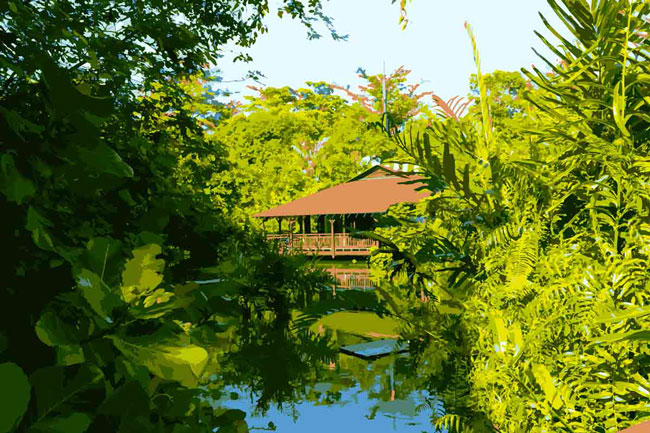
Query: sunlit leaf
121 244 165 303
109 336 208 388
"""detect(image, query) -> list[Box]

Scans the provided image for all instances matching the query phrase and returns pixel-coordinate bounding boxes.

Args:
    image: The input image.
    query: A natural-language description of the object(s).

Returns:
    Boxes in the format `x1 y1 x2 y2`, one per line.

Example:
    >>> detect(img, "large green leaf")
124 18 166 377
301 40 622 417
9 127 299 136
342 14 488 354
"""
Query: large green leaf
0 154 35 204
121 244 165 303
72 142 134 178
40 55 113 119
35 311 82 347
30 365 103 418
75 268 122 319
216 420 249 433
29 413 91 433
0 362 31 433
78 237 124 286
98 381 150 417
214 409 248 433
109 336 208 388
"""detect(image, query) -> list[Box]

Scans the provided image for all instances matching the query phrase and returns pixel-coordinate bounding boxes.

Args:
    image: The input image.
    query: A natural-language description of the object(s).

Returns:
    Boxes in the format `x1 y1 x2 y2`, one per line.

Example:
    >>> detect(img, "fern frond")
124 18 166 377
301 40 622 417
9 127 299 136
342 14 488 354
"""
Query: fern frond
506 228 539 292
432 413 466 433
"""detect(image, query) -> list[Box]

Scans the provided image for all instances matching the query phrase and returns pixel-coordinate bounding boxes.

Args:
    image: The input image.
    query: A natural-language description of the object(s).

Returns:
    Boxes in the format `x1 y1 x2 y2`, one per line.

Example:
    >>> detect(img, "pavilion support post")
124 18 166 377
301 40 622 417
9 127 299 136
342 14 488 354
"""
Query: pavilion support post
289 218 294 248
329 217 335 258
277 217 282 234
304 215 311 234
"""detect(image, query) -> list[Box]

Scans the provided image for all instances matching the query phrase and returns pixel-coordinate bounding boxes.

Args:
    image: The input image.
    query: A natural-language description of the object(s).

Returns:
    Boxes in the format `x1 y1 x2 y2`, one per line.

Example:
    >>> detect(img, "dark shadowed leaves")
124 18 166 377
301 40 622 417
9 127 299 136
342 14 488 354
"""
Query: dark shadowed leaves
29 412 91 433
0 154 35 204
30 364 103 418
98 381 150 417
35 311 83 347
0 362 31 433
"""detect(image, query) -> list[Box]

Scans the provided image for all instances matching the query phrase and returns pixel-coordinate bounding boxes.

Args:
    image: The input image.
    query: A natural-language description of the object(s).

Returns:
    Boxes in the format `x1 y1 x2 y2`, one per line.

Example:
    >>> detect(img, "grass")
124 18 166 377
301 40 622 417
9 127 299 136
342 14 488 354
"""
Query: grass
311 311 399 339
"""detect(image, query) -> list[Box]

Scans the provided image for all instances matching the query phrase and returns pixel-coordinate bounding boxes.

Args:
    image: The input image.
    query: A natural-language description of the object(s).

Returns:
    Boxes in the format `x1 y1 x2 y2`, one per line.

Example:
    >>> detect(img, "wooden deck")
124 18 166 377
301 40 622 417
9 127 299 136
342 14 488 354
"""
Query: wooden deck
267 233 378 257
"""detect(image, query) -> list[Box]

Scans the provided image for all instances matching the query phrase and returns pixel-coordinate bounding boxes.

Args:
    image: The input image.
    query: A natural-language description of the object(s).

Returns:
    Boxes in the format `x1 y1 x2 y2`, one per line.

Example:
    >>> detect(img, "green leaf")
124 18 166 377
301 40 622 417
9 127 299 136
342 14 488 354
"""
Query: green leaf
98 381 150 417
35 311 82 347
591 330 650 345
531 364 562 410
25 206 55 251
29 413 91 433
78 237 124 284
162 388 196 417
0 362 31 433
0 106 44 141
30 365 103 418
56 345 85 366
488 312 508 354
75 269 122 318
114 357 151 392
74 142 134 178
613 81 630 137
0 154 35 204
109 336 208 388
121 244 165 303
596 306 650 323
214 409 246 425
216 419 249 433
40 54 113 118
215 410 249 433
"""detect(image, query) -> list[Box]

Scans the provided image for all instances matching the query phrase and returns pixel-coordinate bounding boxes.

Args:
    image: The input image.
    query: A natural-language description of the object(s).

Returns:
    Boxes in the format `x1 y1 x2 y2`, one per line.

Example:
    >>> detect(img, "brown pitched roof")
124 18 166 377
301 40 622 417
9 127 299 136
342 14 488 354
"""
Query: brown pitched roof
619 422 650 433
253 166 429 218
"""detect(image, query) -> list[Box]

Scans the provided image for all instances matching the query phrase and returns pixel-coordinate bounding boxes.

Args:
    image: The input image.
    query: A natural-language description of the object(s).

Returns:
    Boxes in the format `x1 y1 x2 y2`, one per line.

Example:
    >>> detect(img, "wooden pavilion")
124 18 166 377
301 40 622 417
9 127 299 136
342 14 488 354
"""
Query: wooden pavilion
253 165 429 259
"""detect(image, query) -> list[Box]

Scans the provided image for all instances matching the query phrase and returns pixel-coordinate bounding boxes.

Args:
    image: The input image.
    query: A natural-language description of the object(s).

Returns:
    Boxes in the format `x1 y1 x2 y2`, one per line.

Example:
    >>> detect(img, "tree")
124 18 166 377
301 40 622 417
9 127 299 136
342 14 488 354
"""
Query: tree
0 0 346 431
369 1 650 431
331 66 435 128
210 82 401 225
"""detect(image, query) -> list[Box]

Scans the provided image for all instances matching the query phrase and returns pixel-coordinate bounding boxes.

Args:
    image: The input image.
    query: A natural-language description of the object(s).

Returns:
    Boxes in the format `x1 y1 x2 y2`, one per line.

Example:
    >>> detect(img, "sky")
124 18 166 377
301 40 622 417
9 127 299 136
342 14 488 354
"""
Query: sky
217 0 564 103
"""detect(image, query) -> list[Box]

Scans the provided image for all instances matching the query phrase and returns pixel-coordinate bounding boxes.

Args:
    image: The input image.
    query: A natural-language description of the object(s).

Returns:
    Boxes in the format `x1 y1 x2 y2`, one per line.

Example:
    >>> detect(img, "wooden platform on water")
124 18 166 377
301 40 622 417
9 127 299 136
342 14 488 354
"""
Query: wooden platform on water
339 339 408 360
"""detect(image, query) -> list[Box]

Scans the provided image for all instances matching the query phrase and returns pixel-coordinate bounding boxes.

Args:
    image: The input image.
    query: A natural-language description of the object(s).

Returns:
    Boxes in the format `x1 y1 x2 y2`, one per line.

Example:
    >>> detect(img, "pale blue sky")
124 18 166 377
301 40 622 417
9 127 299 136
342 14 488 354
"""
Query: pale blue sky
217 0 563 102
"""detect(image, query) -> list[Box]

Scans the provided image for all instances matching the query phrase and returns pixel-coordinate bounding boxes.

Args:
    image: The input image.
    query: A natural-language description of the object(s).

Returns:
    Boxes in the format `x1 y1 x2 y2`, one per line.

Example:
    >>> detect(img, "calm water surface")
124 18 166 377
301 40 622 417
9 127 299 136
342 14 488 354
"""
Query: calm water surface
213 352 439 433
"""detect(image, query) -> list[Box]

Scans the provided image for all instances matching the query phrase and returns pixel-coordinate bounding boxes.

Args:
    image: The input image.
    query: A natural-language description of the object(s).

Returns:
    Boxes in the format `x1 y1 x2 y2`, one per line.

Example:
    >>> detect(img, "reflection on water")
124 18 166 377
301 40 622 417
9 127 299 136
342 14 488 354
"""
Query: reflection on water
195 270 440 433
211 351 440 432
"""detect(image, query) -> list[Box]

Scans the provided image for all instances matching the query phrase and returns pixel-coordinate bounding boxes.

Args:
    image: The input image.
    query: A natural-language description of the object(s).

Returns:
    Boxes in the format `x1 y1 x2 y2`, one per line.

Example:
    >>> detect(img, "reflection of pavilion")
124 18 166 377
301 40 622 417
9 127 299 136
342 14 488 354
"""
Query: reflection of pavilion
326 267 373 290
253 166 428 258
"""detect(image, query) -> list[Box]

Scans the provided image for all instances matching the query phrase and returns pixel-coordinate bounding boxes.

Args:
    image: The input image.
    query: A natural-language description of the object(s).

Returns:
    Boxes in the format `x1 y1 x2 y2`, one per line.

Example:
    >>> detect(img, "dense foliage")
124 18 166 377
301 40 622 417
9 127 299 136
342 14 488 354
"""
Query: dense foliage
211 70 427 225
370 1 650 431
0 0 350 431
5 0 650 431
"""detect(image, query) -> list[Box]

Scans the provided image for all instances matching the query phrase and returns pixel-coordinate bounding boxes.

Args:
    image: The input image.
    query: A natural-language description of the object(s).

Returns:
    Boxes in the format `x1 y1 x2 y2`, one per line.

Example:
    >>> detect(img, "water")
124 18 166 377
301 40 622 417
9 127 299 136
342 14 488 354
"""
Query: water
211 352 438 433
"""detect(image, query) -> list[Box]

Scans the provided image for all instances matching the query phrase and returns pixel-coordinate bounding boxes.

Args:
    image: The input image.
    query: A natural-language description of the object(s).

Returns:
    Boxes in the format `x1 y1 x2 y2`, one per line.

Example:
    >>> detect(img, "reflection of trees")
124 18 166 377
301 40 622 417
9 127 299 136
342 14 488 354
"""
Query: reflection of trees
206 244 428 421
217 316 337 413
214 313 430 421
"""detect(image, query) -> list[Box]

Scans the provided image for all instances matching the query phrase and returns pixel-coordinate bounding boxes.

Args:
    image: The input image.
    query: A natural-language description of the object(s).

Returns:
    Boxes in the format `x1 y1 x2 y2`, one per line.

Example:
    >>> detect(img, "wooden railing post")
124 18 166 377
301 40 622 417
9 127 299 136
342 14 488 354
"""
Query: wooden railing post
329 218 335 258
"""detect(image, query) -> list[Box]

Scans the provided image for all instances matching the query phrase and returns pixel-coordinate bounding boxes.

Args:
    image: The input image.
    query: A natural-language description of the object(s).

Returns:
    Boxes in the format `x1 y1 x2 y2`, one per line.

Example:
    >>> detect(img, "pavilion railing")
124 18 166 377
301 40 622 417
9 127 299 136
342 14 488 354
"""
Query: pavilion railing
265 233 379 255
